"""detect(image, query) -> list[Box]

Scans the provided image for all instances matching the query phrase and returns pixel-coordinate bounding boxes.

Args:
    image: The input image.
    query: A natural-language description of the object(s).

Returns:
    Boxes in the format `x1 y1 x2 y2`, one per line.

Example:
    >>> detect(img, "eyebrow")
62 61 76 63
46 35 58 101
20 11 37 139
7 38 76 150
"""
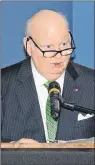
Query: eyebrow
39 40 69 47
59 39 70 45
39 43 54 47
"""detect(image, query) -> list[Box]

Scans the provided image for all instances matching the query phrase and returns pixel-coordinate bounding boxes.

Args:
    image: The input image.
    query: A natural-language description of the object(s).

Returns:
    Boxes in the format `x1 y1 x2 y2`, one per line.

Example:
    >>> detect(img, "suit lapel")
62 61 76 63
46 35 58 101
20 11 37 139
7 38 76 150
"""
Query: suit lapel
63 61 82 103
57 61 84 140
15 58 46 142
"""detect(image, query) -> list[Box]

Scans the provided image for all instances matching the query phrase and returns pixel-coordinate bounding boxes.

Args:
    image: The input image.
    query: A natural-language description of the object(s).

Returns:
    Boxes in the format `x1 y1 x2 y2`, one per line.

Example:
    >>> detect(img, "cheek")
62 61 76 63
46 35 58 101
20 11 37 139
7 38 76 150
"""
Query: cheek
31 50 50 70
63 56 70 65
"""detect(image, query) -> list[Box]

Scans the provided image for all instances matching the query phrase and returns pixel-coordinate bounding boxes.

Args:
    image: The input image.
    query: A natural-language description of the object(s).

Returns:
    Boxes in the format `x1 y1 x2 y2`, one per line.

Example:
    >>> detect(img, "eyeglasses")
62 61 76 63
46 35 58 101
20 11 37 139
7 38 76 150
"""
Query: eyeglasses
28 31 76 58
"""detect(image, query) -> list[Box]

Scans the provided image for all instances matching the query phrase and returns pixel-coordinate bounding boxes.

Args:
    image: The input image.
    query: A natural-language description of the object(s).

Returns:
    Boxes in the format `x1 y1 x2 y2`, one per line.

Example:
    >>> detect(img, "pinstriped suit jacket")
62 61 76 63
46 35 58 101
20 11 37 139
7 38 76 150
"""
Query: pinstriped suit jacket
1 58 95 142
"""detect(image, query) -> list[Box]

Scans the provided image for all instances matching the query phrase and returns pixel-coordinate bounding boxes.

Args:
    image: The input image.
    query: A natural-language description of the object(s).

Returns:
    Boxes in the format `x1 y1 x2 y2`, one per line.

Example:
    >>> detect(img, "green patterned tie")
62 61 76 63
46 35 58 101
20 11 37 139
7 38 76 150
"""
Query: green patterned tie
44 81 58 142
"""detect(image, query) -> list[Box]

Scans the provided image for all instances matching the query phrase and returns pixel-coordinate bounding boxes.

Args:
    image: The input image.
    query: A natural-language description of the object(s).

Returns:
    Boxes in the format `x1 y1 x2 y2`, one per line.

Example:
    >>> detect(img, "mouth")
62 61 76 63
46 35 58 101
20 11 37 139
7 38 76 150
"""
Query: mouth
53 62 63 68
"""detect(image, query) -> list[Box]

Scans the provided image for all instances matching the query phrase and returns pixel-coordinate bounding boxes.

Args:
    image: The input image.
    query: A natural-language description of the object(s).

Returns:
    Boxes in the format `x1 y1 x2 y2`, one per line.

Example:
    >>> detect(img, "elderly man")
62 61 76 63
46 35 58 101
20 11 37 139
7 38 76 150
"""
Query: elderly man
1 10 95 145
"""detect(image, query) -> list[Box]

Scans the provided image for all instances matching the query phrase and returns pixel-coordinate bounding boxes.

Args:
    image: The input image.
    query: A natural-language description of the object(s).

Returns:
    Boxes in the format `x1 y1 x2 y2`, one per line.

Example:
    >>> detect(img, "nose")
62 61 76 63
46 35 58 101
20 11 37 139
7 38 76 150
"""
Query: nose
54 52 62 59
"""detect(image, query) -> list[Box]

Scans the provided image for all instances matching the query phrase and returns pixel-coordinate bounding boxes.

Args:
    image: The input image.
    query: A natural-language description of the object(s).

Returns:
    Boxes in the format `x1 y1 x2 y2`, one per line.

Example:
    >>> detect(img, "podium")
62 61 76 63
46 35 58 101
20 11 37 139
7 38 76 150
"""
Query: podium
1 142 95 165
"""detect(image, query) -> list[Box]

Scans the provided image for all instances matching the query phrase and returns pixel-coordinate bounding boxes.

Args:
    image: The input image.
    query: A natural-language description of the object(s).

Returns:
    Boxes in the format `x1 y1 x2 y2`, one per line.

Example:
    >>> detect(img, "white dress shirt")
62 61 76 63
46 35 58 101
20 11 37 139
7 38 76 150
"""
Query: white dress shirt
31 60 65 142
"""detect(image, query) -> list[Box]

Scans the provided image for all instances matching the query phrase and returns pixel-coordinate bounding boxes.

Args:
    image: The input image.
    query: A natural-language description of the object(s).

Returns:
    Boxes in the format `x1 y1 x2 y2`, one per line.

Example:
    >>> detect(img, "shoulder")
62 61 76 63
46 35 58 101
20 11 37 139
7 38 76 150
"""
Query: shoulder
1 60 24 77
72 62 94 80
1 58 30 79
1 58 29 95
71 62 94 109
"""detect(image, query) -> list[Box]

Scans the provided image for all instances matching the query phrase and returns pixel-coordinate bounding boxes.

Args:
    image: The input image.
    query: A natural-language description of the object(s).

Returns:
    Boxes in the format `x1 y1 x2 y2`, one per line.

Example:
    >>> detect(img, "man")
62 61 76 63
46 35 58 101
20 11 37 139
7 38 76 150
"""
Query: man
1 10 95 145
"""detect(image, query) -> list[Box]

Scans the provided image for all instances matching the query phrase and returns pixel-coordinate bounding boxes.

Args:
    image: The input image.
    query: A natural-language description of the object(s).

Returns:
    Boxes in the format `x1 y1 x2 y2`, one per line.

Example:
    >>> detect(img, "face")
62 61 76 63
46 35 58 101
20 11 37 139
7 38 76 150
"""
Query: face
25 20 71 81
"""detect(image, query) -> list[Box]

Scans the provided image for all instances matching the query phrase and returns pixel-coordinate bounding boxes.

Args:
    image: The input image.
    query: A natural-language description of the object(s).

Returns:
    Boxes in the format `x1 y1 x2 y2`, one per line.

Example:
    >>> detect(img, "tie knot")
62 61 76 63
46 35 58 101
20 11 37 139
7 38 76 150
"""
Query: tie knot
44 81 51 88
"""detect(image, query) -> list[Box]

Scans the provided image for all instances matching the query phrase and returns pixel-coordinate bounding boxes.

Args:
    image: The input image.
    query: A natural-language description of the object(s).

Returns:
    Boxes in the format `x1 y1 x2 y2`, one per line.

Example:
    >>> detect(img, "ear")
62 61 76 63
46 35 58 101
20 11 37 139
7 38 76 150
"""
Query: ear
23 37 32 57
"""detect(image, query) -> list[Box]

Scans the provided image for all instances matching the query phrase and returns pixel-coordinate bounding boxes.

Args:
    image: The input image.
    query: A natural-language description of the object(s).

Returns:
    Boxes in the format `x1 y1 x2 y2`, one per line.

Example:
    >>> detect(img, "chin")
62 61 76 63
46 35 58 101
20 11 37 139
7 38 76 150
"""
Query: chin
48 72 63 81
52 68 64 74
47 76 59 81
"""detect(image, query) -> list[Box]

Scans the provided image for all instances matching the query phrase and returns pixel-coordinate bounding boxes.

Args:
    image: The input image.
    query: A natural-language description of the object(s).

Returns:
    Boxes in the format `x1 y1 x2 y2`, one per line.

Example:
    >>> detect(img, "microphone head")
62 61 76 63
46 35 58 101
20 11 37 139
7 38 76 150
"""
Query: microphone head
48 81 61 95
48 81 61 120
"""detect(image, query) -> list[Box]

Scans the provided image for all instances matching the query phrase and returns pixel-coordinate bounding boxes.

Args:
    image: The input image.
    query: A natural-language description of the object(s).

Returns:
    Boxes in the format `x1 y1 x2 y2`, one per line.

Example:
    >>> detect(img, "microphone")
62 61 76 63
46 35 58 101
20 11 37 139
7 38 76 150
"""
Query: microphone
48 81 61 120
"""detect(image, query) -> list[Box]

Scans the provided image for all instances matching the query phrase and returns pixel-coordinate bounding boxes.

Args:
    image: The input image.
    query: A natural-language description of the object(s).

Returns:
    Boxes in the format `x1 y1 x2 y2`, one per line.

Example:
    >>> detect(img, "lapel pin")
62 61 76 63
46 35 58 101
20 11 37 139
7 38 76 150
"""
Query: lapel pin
74 88 79 92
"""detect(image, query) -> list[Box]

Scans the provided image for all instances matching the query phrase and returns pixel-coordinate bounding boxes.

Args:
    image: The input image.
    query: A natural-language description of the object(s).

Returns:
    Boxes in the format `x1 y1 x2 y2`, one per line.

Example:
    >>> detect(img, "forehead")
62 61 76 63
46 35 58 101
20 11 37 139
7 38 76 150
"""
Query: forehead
30 12 69 44
32 25 69 45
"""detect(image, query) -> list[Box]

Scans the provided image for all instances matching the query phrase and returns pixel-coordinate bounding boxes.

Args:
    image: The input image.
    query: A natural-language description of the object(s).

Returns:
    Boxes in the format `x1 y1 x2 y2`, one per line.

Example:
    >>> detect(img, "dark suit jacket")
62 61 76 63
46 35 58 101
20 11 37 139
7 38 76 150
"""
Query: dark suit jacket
1 58 95 142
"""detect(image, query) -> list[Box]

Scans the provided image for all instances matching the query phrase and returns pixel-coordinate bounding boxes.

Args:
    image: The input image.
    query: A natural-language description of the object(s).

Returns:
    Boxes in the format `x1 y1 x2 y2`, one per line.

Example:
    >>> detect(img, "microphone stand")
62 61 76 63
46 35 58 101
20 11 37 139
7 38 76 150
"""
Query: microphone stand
58 94 95 115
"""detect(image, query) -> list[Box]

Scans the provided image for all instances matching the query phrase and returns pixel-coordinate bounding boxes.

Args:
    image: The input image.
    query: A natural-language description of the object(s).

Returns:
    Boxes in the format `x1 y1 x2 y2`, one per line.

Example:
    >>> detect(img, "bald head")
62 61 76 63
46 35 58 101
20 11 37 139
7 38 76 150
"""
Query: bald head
24 10 72 81
25 10 69 39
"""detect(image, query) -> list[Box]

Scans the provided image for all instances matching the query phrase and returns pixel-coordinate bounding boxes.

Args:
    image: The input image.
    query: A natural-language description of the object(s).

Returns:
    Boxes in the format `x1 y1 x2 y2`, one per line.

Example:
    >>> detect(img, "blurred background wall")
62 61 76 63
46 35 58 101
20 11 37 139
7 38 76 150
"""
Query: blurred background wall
1 1 94 68
73 1 94 69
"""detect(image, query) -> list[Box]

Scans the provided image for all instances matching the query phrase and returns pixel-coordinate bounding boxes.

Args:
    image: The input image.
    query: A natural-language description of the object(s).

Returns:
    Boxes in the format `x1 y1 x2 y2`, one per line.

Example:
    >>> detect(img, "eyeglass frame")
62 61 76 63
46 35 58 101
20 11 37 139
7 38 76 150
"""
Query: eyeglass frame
27 31 76 58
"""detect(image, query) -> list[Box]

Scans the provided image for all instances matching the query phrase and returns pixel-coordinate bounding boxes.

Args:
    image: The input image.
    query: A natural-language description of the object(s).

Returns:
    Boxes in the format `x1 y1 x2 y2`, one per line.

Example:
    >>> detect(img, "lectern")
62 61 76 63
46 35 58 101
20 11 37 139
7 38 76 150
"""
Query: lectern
1 142 95 165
